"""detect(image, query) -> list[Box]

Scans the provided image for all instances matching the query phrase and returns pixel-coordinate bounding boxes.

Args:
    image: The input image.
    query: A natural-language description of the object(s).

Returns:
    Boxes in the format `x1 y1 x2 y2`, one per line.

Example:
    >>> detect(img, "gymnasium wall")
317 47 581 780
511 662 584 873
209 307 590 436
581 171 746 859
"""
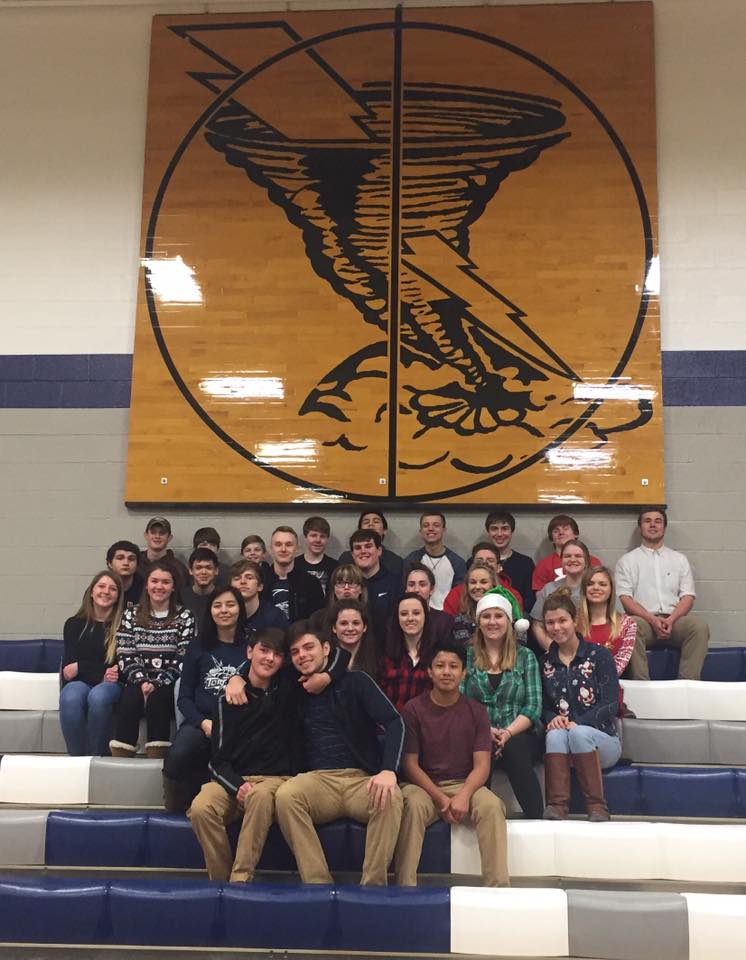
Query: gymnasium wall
1 0 745 642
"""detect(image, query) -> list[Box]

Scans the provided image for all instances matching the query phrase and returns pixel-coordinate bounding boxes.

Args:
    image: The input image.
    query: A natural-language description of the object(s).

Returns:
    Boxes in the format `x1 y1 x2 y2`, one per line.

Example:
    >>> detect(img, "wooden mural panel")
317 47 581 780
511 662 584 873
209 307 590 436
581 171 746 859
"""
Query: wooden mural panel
126 3 662 506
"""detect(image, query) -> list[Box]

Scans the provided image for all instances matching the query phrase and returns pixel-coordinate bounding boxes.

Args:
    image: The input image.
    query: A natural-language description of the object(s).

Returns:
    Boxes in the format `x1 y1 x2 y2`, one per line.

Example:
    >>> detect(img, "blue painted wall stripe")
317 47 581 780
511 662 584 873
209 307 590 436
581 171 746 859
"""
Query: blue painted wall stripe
0 351 743 408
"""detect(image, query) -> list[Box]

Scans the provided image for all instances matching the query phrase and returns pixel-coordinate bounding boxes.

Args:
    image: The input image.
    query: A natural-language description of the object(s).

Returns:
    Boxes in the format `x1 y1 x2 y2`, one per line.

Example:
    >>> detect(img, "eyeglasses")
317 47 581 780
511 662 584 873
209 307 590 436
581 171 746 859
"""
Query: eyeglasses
335 580 358 587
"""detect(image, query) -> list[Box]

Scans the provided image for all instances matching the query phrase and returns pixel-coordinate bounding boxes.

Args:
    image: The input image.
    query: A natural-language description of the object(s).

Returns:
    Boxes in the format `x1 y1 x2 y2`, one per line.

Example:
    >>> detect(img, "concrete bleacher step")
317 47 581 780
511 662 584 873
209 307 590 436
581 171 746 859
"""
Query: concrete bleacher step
0 876 743 958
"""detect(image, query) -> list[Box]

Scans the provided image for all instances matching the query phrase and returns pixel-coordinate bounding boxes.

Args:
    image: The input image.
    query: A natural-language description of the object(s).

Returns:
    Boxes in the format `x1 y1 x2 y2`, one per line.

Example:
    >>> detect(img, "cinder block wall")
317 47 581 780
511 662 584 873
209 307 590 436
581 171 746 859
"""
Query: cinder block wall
1 0 745 642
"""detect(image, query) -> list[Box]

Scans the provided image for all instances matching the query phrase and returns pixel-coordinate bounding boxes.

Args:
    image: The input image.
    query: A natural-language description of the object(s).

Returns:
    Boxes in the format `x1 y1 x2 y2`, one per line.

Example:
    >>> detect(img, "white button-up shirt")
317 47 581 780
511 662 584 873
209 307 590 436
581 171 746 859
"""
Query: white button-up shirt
615 544 696 615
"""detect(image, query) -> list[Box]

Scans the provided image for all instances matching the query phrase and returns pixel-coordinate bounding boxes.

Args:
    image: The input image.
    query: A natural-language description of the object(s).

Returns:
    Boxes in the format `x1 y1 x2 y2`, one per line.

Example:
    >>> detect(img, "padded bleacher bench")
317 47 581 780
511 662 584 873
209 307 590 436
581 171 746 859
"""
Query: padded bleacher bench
88 757 163 806
0 755 91 805
621 680 746 721
0 640 62 673
0 672 60 711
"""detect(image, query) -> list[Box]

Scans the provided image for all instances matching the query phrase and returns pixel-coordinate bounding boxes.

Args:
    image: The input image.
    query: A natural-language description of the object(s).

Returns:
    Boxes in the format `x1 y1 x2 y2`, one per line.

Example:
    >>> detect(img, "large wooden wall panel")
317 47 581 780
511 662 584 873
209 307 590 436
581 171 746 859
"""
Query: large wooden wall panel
127 3 661 506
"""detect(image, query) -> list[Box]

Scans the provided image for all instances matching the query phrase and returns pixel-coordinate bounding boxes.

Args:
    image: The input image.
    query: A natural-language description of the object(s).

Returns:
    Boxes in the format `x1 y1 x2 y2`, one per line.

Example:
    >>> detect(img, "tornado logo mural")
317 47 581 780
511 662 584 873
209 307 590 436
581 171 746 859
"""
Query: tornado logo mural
128 6 662 505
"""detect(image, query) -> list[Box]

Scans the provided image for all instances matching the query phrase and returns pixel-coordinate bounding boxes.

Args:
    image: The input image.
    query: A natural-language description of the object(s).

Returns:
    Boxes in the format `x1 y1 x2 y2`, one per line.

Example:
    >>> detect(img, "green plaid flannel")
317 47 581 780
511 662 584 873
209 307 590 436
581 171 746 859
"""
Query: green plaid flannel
460 643 542 729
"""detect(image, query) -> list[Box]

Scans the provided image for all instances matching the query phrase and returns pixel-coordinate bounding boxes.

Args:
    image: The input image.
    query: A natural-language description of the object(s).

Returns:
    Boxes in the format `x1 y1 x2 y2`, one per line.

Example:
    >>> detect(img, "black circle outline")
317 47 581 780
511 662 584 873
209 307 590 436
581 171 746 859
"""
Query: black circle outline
144 19 653 503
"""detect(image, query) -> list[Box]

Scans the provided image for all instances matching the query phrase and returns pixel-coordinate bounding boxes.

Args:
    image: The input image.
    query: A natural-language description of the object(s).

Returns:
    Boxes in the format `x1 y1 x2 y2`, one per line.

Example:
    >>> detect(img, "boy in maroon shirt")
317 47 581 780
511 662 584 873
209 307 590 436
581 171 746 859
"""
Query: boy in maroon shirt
394 642 509 887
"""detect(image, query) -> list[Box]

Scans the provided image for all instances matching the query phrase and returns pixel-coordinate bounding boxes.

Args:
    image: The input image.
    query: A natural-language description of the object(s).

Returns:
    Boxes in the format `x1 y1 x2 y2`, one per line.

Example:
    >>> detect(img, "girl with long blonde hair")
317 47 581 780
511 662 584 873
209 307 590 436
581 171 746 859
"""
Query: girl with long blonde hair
59 570 125 756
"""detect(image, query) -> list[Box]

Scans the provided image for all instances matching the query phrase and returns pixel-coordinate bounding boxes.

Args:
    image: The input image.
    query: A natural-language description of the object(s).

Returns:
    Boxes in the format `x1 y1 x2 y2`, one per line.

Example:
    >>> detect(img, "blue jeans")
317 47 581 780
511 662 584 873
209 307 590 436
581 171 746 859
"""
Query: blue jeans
59 680 122 756
545 725 621 769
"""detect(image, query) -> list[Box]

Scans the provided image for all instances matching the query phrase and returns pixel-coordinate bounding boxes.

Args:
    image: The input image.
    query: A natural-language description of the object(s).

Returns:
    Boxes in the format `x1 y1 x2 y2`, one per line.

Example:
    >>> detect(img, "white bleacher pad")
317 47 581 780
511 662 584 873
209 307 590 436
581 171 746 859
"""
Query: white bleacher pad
659 824 746 883
621 680 746 721
0 755 91 805
451 820 557 879
0 672 60 711
554 821 660 880
451 887 568 956
689 682 746 722
683 894 746 960
619 680 692 719
507 821 559 878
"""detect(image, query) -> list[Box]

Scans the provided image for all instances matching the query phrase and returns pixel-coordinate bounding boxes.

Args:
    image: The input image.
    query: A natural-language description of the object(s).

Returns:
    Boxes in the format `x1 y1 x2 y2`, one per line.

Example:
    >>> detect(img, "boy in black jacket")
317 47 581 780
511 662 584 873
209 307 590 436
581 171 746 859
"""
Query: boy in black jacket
274 620 404 886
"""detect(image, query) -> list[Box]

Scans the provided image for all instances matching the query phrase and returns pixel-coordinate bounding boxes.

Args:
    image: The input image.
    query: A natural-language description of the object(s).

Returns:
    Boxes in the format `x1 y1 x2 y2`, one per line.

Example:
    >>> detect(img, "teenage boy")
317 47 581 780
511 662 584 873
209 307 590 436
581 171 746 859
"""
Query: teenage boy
295 516 338 596
274 621 404 885
404 512 466 610
230 560 289 635
265 526 325 622
394 642 509 887
107 540 143 607
338 508 404 577
139 517 188 588
188 629 301 883
349 528 401 645
532 515 601 592
616 507 709 680
180 548 219 625
484 510 534 613
404 563 455 645
443 542 523 615
191 526 230 586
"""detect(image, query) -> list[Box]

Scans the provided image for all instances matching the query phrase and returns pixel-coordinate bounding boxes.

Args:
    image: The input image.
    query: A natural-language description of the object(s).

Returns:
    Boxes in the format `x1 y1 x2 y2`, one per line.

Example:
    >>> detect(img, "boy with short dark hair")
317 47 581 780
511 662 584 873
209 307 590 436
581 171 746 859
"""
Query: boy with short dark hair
274 620 404 886
139 517 188 588
337 508 404 577
532 514 601 592
484 510 534 613
404 512 466 610
394 642 509 887
107 540 143 607
191 526 230 586
181 548 220 624
230 559 289 635
189 629 297 883
295 516 338 596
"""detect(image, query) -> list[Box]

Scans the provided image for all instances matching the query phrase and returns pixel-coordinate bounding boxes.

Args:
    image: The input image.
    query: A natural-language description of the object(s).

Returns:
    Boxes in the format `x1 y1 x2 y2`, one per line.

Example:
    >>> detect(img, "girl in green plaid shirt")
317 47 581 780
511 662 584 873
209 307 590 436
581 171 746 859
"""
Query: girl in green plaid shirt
460 589 544 818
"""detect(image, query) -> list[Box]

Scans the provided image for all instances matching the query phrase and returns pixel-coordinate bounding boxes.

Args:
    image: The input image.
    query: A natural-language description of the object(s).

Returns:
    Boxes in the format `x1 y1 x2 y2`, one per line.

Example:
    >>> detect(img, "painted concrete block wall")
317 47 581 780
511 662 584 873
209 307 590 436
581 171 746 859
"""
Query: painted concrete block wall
2 406 743 643
1 0 745 641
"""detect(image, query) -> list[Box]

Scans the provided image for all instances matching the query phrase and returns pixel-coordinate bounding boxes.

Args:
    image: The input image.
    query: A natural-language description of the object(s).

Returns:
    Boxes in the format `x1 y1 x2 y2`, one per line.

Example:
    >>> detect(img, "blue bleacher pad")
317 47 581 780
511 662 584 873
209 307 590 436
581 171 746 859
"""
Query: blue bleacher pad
46 811 148 868
40 639 64 673
147 812 205 869
640 767 742 818
569 766 643 816
645 646 746 682
419 819 452 873
646 647 680 680
109 879 220 946
221 882 335 949
336 886 451 953
701 648 746 682
0 877 109 943
0 640 45 672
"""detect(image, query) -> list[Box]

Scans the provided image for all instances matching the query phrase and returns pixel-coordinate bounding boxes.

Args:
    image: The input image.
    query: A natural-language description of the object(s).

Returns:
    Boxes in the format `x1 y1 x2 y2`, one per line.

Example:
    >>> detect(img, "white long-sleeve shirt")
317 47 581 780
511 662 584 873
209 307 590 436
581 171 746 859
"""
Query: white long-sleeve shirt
615 544 696 615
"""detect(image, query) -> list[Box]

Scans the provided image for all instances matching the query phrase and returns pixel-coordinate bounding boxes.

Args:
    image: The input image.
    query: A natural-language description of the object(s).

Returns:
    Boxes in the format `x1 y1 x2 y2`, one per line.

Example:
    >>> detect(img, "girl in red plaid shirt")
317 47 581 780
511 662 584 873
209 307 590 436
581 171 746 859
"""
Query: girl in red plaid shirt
378 593 436 712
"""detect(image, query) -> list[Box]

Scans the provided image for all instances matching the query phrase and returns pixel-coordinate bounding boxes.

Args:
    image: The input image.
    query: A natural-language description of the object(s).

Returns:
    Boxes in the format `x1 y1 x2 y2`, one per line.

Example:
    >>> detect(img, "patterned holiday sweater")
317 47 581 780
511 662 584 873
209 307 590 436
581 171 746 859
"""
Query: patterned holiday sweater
541 636 619 737
115 606 195 687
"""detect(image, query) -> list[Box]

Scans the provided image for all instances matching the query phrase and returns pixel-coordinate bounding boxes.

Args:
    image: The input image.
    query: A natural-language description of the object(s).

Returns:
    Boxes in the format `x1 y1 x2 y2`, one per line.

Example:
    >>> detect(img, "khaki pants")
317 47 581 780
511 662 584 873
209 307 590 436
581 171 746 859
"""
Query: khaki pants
394 781 509 887
188 776 288 882
627 614 709 680
275 768 403 885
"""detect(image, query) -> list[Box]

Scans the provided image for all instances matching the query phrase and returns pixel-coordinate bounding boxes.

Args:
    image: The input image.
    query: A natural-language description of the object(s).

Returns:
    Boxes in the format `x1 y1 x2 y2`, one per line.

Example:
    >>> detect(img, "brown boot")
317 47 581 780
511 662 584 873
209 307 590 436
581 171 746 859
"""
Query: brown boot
572 751 610 822
542 753 571 820
145 741 170 760
162 775 193 813
109 740 136 758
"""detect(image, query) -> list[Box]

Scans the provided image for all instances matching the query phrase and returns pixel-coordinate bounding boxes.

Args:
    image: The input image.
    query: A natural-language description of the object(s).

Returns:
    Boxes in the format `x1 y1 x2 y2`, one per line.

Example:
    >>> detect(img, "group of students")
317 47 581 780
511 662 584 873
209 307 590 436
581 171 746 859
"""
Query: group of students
57 504 707 885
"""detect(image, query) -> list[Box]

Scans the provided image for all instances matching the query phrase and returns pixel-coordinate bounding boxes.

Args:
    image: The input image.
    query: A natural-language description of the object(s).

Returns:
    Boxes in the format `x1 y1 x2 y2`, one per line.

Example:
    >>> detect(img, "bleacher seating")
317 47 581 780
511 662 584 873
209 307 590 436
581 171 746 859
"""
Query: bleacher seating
1 642 745 957
0 878 741 957
620 680 746 720
0 639 63 673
